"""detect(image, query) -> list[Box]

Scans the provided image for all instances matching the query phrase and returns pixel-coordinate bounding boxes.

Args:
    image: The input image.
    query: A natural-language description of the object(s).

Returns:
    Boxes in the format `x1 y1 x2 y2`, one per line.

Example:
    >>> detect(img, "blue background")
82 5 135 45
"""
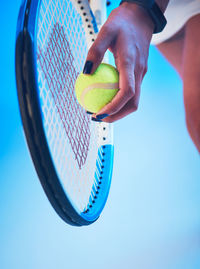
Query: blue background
0 1 200 269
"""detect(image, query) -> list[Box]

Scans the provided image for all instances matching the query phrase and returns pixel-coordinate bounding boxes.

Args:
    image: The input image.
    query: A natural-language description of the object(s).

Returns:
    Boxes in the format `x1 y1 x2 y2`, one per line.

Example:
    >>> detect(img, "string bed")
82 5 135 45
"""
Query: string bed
37 0 101 212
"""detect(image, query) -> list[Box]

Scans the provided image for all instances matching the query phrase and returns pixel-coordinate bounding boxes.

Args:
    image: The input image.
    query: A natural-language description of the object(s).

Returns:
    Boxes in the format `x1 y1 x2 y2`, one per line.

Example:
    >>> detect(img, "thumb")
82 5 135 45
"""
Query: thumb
83 24 114 74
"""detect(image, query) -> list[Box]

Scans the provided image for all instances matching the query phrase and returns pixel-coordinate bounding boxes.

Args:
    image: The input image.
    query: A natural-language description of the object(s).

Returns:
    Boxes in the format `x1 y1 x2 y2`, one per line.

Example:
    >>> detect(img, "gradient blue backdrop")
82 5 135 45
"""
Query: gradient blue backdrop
0 1 200 269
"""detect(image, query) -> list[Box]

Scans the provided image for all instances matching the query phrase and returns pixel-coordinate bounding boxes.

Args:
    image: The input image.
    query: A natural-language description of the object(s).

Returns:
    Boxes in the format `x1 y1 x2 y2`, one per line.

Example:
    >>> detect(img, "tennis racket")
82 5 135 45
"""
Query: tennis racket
15 0 114 226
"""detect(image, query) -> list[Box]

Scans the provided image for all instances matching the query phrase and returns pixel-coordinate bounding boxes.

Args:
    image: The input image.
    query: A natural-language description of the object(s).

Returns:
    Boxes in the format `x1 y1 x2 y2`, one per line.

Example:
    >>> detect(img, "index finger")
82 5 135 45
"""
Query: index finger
83 23 116 74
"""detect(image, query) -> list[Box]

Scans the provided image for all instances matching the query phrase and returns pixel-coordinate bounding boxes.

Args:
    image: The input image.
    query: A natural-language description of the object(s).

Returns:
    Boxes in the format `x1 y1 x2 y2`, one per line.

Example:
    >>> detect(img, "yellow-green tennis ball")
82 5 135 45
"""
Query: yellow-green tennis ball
75 63 119 113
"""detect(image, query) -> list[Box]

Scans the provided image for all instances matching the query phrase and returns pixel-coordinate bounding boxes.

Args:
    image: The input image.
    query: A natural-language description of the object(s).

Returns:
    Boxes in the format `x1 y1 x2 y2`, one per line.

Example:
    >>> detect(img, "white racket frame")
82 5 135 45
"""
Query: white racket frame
90 0 107 29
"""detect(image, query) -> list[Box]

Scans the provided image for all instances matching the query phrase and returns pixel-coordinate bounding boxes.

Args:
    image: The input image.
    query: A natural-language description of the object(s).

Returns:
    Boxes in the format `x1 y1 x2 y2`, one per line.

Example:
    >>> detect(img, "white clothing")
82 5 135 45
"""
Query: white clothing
151 0 200 45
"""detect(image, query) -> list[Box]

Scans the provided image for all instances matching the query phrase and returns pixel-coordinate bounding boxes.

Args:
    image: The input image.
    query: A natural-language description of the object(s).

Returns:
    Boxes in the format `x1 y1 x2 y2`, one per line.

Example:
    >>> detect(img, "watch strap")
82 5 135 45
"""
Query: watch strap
120 0 167 33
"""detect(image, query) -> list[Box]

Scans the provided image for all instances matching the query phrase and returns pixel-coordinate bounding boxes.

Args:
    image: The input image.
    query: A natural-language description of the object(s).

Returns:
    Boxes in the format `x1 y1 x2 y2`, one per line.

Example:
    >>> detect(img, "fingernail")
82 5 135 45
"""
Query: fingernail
96 114 109 120
83 61 93 74
86 111 93 115
92 117 102 122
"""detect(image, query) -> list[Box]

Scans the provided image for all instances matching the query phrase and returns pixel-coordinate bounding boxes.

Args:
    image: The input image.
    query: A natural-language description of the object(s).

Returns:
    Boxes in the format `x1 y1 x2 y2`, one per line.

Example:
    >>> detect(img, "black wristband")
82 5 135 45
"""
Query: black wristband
120 0 167 34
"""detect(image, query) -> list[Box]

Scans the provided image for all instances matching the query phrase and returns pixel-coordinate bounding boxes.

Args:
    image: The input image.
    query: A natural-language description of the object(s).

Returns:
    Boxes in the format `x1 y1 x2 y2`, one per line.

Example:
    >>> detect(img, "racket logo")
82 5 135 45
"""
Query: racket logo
38 23 91 169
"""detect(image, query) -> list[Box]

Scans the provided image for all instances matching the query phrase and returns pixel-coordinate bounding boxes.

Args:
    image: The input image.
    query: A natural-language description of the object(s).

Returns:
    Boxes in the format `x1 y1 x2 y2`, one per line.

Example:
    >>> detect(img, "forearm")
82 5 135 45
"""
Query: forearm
182 15 200 153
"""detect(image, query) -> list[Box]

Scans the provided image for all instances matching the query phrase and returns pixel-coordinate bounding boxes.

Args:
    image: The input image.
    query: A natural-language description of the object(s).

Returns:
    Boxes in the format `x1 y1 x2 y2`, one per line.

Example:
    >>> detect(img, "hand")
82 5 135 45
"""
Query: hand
83 2 154 122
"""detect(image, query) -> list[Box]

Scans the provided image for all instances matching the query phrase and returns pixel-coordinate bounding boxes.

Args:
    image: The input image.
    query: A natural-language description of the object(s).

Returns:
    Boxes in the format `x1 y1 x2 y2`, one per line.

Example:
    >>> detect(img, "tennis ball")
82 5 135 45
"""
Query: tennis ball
75 63 119 113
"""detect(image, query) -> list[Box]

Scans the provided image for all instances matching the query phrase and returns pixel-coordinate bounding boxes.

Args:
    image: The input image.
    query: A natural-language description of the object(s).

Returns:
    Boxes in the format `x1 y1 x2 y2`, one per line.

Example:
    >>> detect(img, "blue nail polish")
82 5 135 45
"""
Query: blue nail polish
83 61 93 74
96 114 109 120
92 117 102 122
86 111 93 115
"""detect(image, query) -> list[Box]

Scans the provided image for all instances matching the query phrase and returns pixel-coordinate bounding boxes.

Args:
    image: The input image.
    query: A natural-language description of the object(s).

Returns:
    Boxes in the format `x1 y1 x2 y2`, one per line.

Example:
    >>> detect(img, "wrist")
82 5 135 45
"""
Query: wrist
120 0 167 33
120 2 155 34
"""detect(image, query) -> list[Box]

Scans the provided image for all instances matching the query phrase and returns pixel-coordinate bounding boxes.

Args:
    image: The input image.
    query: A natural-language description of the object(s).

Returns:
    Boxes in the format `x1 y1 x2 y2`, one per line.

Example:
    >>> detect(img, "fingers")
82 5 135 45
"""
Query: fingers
92 27 140 119
83 24 115 74
100 72 142 123
92 31 147 122
92 54 144 122
93 65 135 119
102 96 139 123
83 10 149 122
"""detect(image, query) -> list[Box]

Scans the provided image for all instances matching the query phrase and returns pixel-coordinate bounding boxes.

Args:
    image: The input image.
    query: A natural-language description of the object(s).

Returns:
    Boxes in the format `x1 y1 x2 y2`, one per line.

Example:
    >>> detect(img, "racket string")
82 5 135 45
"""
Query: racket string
37 0 103 212
38 22 91 169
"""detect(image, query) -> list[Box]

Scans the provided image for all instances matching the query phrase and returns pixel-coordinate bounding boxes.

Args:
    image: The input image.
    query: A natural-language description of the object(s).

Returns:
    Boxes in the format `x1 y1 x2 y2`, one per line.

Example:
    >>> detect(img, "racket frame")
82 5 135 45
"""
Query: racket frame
15 0 114 226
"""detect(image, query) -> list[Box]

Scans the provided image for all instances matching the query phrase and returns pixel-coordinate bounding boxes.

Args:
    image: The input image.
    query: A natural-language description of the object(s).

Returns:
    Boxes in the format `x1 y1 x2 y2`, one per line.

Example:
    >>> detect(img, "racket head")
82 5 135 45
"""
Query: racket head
15 0 114 226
